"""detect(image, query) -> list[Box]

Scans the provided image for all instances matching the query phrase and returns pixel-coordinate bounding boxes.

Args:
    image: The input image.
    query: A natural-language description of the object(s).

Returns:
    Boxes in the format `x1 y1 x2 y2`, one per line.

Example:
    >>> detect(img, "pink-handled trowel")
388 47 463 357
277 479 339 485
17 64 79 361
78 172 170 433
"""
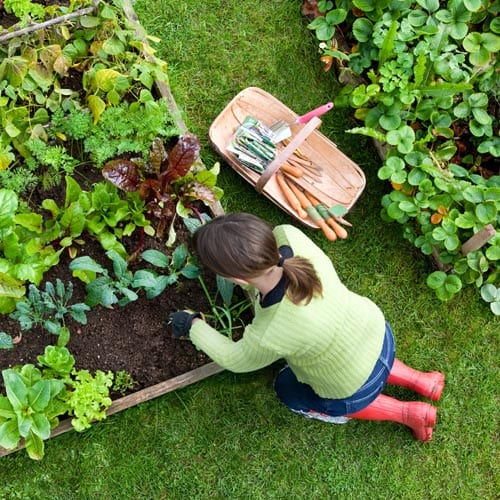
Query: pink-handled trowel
269 102 334 143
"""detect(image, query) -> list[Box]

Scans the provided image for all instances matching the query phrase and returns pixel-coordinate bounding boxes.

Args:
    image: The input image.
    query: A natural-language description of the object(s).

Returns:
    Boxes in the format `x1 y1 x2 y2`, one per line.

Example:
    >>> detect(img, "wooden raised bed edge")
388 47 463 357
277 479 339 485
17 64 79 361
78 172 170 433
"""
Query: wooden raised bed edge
1 0 226 458
0 363 225 457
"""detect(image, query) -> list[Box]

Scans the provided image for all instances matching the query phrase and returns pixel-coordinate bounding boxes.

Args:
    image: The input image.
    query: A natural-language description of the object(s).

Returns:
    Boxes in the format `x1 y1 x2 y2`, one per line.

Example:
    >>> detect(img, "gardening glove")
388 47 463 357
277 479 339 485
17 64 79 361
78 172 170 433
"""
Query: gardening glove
167 310 202 339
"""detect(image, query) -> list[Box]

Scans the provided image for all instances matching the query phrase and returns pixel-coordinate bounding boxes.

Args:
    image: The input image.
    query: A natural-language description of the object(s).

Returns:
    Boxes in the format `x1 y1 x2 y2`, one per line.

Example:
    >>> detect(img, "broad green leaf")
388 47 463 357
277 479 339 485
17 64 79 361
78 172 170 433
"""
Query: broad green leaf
28 380 51 412
30 413 51 440
132 270 161 288
472 108 491 125
481 284 499 302
13 213 43 233
65 176 83 206
69 256 106 274
107 251 128 279
181 264 200 280
0 419 20 449
0 190 18 228
25 430 45 460
87 95 106 124
86 277 118 307
352 18 373 42
216 275 235 305
464 0 482 11
485 245 500 261
102 38 125 56
475 202 497 223
3 370 28 410
417 0 439 12
79 15 100 28
141 249 169 268
0 332 13 349
427 271 447 289
172 244 188 270
0 396 15 418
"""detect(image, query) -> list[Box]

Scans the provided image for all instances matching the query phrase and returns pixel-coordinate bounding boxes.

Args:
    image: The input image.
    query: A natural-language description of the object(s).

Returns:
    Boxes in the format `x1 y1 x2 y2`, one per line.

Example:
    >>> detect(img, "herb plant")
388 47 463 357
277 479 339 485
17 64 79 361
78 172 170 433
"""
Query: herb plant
112 370 138 396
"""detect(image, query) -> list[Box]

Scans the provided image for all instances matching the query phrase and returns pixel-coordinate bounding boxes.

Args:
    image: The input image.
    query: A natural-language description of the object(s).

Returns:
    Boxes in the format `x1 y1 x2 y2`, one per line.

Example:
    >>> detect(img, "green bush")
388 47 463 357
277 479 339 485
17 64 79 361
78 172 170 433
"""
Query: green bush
308 0 500 310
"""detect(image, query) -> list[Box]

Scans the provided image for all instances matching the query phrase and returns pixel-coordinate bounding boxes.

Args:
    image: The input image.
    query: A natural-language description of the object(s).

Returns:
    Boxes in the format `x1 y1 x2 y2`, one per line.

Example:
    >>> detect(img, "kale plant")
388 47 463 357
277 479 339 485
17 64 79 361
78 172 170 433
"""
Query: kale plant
9 279 90 336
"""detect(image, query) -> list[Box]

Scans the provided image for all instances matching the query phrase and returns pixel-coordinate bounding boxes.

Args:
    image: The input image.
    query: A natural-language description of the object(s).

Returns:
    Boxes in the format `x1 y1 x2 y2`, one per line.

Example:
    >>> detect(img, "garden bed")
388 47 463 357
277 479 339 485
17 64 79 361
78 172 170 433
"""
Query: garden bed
0 162 232 458
0 0 235 458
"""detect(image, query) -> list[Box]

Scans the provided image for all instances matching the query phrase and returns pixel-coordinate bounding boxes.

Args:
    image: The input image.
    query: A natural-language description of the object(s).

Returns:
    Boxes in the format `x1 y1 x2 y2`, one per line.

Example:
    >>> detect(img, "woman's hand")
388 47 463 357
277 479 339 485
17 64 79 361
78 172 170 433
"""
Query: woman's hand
167 310 204 339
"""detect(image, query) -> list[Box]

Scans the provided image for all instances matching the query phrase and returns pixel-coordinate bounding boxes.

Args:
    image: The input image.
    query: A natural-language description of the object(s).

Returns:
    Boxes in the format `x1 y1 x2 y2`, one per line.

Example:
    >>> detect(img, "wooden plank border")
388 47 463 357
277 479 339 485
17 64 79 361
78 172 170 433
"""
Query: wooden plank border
0 363 224 457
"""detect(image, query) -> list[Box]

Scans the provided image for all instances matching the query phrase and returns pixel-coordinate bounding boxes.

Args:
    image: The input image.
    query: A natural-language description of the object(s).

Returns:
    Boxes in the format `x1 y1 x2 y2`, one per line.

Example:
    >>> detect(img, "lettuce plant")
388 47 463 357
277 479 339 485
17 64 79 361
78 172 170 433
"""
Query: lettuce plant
0 335 115 460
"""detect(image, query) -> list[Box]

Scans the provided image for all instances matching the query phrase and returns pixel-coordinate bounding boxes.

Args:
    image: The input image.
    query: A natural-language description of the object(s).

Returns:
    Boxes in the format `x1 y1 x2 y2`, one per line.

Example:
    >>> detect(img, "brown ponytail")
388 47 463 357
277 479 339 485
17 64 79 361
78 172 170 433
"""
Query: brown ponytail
280 256 323 305
194 213 322 305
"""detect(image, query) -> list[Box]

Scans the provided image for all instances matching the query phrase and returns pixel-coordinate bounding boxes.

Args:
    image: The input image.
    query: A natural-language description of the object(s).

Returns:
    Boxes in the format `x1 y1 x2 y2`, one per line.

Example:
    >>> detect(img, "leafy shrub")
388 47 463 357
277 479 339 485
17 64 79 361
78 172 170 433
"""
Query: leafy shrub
307 0 500 308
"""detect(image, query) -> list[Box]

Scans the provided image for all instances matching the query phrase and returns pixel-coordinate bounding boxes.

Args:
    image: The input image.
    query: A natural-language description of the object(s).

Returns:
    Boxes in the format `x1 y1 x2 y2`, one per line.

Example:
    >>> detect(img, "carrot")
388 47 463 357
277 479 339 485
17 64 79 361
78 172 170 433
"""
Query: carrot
280 163 304 178
285 180 337 241
275 172 308 219
303 191 348 239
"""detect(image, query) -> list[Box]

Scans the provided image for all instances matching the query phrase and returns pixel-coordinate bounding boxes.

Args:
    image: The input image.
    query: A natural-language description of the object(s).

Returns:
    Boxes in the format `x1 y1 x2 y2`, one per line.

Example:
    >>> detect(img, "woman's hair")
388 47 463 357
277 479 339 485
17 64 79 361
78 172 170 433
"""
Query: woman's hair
194 213 322 305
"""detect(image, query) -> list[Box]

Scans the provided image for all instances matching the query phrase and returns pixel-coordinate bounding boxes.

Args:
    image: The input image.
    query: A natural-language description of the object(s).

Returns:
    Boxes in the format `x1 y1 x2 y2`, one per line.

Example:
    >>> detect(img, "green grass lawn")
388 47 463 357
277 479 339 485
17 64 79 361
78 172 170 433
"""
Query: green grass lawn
0 1 498 498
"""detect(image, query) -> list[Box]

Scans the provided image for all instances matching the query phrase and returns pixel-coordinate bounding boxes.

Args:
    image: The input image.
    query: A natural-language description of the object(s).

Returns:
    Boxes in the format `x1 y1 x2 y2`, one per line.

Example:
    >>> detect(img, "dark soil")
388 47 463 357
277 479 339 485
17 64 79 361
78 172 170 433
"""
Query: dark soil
0 166 241 400
0 0 70 30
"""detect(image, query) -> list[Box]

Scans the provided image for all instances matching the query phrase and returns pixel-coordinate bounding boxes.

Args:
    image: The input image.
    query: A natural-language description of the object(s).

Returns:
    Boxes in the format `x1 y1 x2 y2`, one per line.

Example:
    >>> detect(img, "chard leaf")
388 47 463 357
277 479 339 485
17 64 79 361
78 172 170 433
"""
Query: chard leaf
163 133 200 182
102 159 141 192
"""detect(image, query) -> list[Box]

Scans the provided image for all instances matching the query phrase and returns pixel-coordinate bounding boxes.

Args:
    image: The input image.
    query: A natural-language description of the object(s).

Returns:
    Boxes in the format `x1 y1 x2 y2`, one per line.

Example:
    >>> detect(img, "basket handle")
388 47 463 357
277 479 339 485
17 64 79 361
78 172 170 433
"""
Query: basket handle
255 116 322 193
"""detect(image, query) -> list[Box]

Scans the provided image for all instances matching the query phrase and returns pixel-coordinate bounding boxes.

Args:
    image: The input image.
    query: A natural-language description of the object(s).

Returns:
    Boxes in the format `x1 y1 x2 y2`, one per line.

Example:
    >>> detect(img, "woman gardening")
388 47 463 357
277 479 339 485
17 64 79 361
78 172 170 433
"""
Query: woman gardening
169 213 445 441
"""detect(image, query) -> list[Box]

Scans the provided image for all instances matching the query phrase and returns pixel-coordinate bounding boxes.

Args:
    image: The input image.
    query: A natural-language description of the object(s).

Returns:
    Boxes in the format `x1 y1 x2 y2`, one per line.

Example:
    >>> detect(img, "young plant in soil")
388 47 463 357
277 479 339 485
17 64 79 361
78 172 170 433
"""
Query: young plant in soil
102 133 221 240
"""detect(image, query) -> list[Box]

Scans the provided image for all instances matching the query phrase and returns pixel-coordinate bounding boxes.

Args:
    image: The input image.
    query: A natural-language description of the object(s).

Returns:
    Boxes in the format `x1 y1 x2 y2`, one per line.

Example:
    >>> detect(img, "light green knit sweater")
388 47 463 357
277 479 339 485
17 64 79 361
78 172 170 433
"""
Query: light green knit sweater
190 224 386 399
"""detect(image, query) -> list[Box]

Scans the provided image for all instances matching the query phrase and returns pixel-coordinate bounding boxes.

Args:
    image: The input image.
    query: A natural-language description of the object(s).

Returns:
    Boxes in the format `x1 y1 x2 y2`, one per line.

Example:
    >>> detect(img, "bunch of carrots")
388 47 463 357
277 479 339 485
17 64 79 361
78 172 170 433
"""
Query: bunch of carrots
274 145 349 242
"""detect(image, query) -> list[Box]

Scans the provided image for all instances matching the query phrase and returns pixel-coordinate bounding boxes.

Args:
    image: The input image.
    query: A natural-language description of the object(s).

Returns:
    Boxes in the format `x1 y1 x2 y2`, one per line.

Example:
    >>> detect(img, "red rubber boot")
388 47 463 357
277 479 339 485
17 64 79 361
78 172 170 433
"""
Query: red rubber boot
387 358 445 401
346 394 437 441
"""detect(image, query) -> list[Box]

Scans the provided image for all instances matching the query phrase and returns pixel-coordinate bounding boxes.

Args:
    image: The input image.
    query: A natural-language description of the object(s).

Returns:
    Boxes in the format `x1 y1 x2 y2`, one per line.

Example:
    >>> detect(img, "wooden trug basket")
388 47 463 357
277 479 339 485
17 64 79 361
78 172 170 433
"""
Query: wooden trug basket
209 87 366 228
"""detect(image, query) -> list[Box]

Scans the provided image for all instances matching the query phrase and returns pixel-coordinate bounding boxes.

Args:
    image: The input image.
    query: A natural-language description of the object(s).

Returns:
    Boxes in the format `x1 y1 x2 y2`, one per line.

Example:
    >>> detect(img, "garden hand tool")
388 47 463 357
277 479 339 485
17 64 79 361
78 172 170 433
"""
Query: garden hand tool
270 102 334 143
284 178 338 241
303 191 348 239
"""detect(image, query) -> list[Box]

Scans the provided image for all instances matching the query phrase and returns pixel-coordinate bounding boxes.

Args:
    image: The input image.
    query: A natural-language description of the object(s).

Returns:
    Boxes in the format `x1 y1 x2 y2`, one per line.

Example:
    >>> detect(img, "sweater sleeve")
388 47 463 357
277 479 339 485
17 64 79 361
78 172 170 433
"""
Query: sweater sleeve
189 319 282 373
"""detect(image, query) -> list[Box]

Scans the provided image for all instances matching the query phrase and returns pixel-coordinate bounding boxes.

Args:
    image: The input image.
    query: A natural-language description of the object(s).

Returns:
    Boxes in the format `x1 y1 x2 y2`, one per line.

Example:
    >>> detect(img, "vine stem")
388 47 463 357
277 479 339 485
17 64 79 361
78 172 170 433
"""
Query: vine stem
0 1 99 44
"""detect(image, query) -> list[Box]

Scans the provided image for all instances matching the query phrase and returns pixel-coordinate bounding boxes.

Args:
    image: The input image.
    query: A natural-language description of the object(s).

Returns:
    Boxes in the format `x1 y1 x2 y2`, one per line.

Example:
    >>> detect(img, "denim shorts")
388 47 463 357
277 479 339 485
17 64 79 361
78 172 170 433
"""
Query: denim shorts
274 322 396 417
